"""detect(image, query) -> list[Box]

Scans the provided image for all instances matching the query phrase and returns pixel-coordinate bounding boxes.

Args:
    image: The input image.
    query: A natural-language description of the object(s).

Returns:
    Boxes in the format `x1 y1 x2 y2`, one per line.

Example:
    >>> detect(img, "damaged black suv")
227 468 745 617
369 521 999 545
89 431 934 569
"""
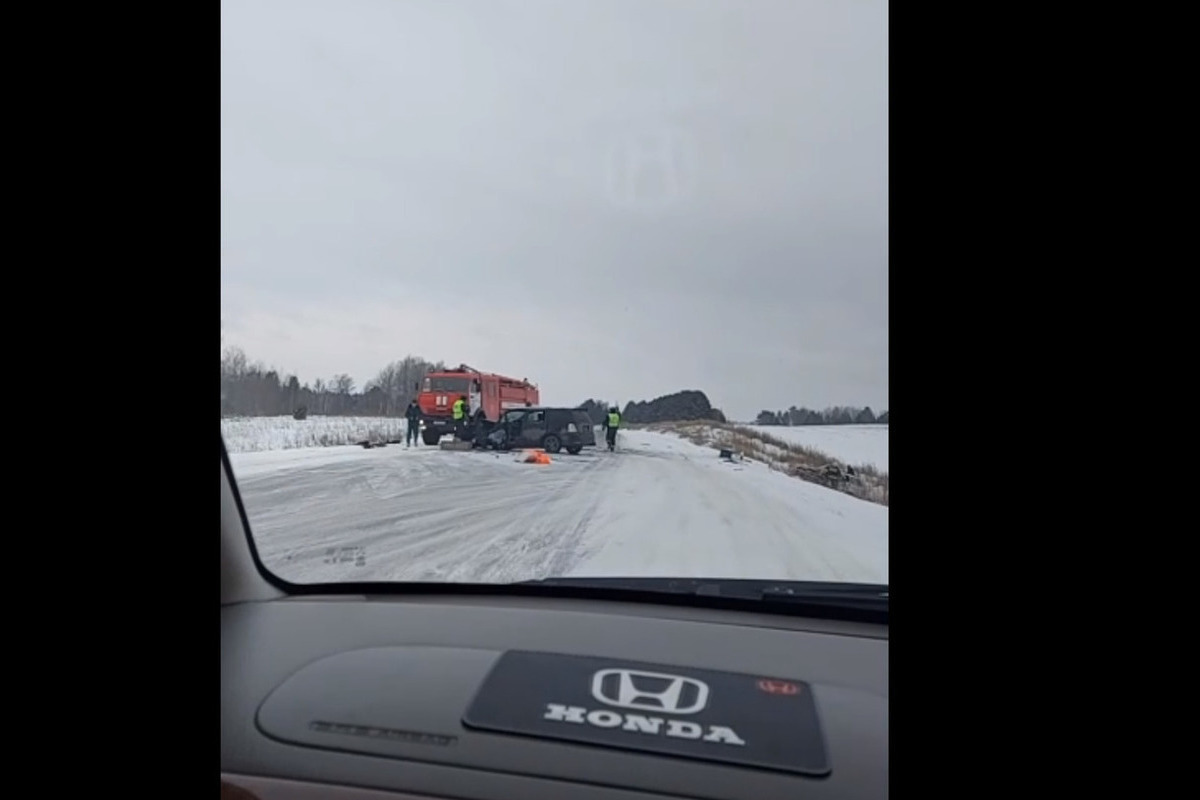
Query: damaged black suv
484 407 598 454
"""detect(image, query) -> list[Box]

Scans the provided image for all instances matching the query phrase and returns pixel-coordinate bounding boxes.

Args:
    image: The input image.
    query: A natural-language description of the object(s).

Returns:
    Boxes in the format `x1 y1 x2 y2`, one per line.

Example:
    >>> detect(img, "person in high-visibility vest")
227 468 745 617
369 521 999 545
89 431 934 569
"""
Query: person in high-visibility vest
452 396 467 440
603 407 620 451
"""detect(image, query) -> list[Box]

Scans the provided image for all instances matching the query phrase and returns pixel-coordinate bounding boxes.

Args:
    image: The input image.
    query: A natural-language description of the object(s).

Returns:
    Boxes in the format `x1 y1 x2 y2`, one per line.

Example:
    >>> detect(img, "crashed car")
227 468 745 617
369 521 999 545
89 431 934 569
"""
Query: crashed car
485 407 597 454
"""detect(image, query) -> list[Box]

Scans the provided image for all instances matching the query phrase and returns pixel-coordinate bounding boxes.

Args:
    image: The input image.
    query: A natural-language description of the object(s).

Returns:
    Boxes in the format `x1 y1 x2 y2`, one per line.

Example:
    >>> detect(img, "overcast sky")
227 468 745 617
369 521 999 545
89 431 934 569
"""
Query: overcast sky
221 0 888 421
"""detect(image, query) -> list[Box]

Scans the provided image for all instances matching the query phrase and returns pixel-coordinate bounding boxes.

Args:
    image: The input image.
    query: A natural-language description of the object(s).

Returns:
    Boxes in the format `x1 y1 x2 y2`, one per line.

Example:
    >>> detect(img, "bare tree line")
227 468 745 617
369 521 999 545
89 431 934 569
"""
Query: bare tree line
220 345 446 418
219 337 885 426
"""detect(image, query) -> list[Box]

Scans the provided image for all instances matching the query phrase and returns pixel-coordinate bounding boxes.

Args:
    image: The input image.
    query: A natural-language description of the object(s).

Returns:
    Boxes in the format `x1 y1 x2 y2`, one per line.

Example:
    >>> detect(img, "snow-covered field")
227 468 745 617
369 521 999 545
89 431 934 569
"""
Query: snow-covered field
221 415 410 453
745 424 888 472
227 428 888 586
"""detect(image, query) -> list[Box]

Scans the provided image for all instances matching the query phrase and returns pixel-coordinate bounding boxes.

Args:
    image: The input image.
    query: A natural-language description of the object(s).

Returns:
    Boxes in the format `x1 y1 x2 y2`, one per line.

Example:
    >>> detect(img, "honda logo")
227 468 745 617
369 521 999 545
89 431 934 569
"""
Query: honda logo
543 667 742 746
591 669 709 715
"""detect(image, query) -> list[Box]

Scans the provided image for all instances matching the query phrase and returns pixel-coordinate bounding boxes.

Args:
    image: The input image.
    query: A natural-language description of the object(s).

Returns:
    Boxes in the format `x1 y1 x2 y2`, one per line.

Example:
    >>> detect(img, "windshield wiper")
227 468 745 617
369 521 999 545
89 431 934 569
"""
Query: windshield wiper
512 577 888 621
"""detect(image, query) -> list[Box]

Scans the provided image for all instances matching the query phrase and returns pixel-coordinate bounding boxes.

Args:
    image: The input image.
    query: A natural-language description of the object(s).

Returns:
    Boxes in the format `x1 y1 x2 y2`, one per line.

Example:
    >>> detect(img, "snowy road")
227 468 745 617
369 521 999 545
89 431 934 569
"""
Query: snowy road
230 430 888 585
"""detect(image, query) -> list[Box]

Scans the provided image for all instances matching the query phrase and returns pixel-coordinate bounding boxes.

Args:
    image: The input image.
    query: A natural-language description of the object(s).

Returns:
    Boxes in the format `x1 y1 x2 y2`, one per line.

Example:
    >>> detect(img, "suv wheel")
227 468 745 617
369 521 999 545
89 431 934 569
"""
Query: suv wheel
566 445 582 455
542 434 562 453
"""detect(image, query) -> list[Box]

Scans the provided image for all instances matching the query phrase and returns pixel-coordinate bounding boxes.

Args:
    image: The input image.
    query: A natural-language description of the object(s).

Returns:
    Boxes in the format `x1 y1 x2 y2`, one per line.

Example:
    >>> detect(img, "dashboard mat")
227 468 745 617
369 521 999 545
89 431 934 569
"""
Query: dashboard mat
461 650 830 776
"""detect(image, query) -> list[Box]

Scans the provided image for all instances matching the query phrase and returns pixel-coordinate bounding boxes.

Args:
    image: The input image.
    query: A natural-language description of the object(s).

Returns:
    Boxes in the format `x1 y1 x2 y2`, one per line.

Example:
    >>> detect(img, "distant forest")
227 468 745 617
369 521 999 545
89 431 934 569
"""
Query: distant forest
752 407 888 426
219 345 885 425
580 395 887 427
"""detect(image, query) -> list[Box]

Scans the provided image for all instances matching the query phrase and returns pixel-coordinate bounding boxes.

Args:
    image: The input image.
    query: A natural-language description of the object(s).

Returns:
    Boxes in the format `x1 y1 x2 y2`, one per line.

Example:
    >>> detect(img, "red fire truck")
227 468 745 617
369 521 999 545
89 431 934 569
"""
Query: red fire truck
416 364 539 446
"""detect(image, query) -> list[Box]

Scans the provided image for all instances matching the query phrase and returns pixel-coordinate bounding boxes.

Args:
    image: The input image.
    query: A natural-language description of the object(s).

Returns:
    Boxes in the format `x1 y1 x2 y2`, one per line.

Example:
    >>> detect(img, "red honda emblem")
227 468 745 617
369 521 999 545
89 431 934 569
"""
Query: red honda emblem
757 679 799 695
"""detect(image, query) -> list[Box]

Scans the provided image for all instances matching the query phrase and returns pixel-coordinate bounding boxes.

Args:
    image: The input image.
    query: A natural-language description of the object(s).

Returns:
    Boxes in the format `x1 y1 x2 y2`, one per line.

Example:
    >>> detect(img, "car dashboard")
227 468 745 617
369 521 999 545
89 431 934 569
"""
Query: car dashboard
221 591 887 800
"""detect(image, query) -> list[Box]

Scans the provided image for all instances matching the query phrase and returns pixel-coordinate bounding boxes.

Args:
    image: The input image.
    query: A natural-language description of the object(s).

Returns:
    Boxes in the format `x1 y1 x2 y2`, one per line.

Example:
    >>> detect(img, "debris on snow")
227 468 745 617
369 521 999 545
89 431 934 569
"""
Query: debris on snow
516 449 552 464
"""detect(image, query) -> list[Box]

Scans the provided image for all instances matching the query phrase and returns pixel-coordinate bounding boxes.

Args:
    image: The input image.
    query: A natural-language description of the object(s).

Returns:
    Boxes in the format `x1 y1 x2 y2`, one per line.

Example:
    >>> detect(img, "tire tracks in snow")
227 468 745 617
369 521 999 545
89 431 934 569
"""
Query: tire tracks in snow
242 448 616 583
441 453 612 581
235 432 887 585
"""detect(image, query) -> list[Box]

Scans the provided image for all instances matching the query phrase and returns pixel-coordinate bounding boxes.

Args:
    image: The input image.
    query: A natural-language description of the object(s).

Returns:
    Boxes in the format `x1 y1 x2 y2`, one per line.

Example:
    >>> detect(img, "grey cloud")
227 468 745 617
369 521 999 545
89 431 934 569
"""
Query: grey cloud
222 0 888 419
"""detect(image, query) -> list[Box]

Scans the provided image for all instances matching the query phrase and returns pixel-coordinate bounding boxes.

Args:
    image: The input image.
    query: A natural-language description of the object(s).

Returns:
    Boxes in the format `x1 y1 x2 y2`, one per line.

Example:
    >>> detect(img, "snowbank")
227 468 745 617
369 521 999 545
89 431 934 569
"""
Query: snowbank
570 430 888 583
221 415 410 453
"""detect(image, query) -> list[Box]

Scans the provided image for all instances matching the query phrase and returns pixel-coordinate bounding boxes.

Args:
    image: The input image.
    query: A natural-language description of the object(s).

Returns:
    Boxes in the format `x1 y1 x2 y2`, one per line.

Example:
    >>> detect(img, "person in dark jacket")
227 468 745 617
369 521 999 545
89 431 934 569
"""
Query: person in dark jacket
470 406 488 449
405 400 421 447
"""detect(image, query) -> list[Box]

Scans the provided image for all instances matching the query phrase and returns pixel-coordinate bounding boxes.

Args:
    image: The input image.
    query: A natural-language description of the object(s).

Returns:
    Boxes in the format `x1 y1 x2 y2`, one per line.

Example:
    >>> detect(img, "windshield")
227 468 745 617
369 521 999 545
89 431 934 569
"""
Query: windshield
221 0 888 592
427 377 471 393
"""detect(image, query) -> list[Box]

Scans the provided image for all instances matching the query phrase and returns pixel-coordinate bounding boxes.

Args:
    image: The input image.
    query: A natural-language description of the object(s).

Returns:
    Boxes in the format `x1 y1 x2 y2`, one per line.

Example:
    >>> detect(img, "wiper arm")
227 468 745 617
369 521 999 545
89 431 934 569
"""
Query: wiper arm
512 577 888 621
752 583 887 612
689 580 886 609
517 576 884 597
